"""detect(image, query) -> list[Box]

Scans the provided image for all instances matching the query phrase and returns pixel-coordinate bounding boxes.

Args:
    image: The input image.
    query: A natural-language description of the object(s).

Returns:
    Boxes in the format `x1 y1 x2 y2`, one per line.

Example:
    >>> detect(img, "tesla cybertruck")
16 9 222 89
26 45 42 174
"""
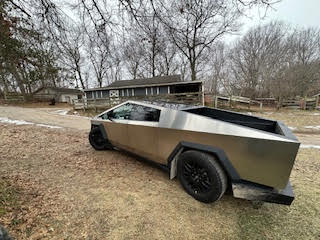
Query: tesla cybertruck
89 101 300 205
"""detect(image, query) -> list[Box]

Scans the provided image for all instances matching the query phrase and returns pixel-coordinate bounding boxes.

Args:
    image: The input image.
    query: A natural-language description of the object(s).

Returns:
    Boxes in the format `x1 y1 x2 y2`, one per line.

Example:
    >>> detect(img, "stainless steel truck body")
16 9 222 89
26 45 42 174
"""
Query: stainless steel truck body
89 101 299 205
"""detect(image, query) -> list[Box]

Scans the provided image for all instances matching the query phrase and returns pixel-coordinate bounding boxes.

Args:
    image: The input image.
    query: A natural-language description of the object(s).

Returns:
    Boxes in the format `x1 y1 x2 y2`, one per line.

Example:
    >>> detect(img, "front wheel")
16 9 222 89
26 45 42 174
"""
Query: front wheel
89 127 112 150
177 150 227 203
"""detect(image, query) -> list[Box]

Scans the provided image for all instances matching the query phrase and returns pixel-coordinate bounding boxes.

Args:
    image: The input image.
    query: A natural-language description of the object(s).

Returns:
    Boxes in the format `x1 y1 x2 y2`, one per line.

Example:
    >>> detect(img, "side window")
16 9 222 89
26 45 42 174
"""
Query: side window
129 104 160 122
100 103 160 122
108 103 133 120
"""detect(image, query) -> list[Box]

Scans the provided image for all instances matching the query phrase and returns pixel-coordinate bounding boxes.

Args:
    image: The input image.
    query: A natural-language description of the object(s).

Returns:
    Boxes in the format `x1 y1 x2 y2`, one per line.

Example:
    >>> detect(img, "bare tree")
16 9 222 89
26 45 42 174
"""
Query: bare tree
122 35 146 79
229 21 289 98
286 28 320 96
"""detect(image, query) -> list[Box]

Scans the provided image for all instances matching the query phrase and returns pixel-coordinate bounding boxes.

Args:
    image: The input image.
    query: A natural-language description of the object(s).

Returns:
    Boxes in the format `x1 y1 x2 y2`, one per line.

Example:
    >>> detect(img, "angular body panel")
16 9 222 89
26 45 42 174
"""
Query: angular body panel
91 101 300 191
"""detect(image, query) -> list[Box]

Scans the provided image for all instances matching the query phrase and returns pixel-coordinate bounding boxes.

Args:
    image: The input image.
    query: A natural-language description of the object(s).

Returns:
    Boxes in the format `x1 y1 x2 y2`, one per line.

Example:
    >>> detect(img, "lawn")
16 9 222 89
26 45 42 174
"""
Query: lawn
0 122 319 239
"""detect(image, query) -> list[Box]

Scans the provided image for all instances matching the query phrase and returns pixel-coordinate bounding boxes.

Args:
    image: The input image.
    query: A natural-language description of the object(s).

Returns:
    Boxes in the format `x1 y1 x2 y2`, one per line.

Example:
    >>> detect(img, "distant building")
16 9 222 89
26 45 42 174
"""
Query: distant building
33 86 84 104
84 75 203 99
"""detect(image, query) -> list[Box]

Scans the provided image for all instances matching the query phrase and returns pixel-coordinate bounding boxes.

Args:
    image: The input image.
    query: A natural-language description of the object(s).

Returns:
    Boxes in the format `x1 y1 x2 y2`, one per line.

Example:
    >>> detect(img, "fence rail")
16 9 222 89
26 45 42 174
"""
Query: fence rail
73 92 203 110
206 94 320 111
211 95 263 110
282 97 319 110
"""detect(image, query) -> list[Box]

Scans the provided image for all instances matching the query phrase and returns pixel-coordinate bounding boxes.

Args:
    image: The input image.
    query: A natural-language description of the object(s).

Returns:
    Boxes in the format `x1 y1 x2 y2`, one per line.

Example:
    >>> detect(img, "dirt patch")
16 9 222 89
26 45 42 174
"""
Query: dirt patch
0 123 320 239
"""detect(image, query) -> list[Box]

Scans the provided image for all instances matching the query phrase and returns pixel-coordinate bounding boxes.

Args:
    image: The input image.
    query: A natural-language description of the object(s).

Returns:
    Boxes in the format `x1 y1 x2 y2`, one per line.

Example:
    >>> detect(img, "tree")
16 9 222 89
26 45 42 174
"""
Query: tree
120 0 280 81
229 21 289 98
0 0 61 96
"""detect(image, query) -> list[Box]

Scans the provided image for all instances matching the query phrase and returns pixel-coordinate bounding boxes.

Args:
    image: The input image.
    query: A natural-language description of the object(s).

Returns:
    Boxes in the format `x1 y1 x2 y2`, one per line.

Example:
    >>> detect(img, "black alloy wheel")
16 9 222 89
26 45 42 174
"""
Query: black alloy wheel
89 127 111 150
177 150 227 203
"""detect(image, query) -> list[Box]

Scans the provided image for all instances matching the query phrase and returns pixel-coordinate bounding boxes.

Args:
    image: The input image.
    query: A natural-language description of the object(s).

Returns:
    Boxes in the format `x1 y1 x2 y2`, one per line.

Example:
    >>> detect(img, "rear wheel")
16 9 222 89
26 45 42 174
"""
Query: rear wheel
89 127 112 150
177 150 227 203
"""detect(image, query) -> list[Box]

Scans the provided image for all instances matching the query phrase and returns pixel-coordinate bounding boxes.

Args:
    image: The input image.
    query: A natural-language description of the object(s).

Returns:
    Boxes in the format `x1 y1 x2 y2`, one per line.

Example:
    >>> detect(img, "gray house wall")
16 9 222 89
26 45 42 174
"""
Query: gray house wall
84 82 201 99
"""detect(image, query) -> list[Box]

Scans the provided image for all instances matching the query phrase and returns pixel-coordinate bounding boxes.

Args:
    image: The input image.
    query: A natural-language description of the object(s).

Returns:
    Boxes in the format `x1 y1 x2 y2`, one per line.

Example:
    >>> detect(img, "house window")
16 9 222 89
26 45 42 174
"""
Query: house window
102 90 109 98
159 86 168 95
86 92 93 99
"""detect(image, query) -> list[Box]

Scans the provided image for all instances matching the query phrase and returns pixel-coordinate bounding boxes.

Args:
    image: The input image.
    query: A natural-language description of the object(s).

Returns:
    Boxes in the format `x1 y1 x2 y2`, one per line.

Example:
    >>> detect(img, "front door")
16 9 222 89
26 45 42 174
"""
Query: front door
103 103 130 149
125 103 161 161
103 103 161 161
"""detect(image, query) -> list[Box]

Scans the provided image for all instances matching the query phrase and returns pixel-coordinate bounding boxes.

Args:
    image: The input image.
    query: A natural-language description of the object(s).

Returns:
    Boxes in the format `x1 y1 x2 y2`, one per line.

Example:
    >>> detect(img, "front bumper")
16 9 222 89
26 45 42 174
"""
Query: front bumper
232 181 294 205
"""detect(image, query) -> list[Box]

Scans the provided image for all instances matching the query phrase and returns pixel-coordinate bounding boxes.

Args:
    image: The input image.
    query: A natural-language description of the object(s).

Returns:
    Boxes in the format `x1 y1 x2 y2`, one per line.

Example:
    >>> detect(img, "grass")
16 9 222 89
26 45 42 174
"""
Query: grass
0 118 320 239
255 110 320 133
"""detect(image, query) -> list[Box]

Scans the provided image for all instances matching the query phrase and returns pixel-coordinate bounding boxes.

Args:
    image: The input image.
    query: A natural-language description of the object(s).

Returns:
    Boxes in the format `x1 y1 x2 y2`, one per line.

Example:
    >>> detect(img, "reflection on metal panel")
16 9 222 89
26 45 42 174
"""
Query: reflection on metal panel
92 100 300 189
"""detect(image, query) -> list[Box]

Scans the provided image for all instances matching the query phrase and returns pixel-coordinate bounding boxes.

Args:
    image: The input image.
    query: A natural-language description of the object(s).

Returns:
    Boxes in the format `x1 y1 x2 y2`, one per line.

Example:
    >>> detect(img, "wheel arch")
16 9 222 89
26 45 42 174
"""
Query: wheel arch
91 123 108 140
167 141 241 182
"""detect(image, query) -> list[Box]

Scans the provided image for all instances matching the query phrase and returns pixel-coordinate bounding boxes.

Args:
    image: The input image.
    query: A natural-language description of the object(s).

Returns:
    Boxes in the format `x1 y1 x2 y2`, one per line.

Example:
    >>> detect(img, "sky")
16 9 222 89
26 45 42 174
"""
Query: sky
241 0 320 34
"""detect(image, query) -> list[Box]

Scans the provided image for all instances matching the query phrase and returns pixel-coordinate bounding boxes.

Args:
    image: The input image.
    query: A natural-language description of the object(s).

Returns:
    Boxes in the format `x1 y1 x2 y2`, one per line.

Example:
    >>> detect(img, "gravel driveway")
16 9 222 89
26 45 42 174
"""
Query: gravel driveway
0 105 90 131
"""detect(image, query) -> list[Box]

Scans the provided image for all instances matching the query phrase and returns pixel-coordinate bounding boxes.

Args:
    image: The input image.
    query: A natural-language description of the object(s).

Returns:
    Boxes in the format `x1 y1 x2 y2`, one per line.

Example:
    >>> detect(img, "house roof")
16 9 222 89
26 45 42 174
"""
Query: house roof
34 86 84 95
84 75 202 91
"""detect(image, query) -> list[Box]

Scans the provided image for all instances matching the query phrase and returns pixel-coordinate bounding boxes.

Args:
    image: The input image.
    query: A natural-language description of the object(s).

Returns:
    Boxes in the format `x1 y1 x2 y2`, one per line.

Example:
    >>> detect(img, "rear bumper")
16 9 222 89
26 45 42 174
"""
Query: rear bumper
232 181 294 205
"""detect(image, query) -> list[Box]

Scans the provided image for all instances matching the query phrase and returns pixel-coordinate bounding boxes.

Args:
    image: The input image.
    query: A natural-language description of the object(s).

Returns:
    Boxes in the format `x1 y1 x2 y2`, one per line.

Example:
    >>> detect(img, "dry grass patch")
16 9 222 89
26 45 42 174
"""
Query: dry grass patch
0 124 319 239
255 110 320 134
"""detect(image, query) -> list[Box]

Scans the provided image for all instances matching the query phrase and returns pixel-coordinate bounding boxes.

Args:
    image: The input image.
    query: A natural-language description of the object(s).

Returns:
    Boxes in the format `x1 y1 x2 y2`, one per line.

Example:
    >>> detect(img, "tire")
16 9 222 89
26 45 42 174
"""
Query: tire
177 150 227 203
0 224 12 240
89 127 112 151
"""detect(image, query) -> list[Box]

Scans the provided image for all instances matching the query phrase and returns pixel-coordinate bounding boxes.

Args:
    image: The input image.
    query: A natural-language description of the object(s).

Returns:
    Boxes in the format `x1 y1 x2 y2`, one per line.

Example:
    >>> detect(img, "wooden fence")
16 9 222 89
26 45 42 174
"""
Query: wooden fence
73 92 203 110
281 96 319 110
206 95 320 111
3 92 24 102
208 95 263 111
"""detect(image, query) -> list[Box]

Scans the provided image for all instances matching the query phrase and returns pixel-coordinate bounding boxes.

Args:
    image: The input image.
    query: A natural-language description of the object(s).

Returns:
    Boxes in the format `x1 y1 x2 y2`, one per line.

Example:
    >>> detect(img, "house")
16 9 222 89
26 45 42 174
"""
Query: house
84 75 203 100
33 86 84 104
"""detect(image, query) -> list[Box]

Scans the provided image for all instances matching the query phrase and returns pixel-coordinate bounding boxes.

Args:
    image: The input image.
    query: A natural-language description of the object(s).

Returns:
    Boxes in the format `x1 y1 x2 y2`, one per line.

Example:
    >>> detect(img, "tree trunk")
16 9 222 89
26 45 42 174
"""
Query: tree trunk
190 61 196 81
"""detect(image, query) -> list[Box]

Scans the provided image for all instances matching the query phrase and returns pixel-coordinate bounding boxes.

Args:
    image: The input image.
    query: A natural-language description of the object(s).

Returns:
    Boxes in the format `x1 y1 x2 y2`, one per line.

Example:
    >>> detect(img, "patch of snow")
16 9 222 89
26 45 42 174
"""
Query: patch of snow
0 117 33 125
300 144 320 149
0 117 63 129
36 124 62 129
263 112 274 115
52 109 69 115
304 126 320 130
246 112 253 116
288 126 297 131
312 113 320 116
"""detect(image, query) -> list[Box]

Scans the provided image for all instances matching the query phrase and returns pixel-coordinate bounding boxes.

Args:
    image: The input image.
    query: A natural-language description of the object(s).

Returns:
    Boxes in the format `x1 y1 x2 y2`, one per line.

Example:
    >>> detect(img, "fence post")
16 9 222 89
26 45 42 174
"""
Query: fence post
214 96 218 108
316 95 319 108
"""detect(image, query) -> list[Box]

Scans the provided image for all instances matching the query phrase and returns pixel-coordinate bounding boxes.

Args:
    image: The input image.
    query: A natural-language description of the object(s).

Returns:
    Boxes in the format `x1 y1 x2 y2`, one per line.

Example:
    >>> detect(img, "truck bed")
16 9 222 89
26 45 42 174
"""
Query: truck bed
183 107 278 134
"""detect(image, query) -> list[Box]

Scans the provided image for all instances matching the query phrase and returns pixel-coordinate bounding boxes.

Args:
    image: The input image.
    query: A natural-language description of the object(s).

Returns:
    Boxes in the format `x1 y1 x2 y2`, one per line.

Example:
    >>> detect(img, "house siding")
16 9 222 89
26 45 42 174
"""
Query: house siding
83 81 202 100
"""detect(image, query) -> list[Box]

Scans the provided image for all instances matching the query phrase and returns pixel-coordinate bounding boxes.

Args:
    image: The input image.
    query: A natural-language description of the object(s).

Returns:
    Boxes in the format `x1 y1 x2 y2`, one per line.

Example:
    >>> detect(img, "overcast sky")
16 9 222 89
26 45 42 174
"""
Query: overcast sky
241 0 320 33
